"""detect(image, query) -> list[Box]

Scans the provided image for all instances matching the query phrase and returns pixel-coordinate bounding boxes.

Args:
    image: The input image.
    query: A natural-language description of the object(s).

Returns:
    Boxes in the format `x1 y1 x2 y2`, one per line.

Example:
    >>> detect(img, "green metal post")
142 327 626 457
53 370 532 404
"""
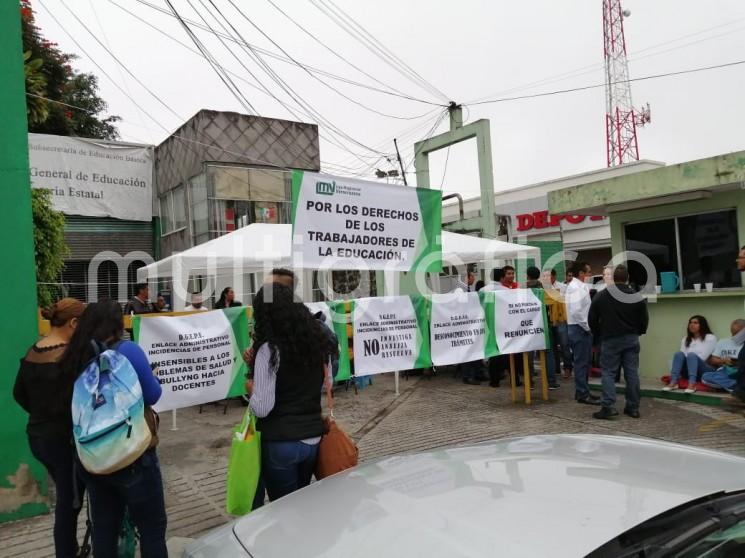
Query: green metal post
0 1 47 521
414 107 496 238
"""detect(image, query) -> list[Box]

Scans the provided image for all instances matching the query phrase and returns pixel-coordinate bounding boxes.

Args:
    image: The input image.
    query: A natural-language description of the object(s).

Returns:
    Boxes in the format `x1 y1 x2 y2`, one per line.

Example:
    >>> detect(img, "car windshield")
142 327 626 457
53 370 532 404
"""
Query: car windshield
675 519 745 557
588 490 745 557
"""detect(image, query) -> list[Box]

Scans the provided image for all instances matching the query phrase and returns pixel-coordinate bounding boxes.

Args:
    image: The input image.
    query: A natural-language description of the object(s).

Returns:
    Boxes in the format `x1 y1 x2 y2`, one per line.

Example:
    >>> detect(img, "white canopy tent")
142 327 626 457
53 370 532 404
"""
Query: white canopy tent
140 223 540 280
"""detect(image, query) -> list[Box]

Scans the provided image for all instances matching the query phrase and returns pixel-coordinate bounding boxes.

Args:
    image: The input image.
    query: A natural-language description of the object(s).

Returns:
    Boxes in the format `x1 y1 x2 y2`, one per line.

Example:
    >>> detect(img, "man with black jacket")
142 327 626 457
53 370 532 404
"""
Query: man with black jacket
588 265 649 419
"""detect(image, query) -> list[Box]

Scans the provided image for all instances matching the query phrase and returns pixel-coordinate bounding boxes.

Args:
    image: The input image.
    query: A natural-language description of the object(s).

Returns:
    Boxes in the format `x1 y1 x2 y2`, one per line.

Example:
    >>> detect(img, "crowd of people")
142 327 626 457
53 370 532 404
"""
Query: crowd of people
12 246 745 555
13 269 334 557
454 260 648 419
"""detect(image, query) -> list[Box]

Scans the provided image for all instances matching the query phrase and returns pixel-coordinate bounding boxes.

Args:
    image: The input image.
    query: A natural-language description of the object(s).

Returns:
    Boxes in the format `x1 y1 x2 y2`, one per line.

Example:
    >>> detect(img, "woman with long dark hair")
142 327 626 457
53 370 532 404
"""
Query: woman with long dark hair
664 315 717 394
14 298 85 558
247 282 334 501
59 300 167 558
215 287 241 309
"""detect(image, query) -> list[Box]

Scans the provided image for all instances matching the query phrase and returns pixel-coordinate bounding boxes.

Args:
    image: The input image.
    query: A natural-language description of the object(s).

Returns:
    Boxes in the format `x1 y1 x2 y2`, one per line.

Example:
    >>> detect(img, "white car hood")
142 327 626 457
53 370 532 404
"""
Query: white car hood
232 435 745 557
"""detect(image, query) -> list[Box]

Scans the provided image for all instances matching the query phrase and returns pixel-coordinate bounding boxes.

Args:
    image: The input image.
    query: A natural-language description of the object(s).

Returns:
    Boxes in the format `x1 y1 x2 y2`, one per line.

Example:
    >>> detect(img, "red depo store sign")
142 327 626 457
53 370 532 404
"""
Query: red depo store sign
515 211 605 232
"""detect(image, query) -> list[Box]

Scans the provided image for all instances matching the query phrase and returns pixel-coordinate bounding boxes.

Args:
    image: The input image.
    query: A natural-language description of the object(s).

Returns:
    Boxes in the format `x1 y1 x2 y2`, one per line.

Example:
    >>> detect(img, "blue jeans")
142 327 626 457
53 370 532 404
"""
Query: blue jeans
29 436 83 558
568 325 593 400
554 322 572 371
262 440 319 501
701 368 737 392
81 449 167 558
599 335 641 410
670 352 715 385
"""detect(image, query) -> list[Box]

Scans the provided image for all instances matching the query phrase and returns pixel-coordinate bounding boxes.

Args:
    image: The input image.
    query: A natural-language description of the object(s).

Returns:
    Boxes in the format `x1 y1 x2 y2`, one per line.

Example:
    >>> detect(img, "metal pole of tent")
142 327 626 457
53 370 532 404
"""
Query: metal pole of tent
171 409 178 431
395 370 400 397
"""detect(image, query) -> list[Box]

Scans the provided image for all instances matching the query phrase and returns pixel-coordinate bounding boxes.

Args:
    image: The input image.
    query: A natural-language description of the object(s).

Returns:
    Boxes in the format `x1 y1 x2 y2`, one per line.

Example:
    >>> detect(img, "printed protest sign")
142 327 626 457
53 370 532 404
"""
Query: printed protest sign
28 133 153 221
134 307 249 412
305 301 351 381
352 296 430 376
430 292 486 366
492 289 547 354
291 171 442 272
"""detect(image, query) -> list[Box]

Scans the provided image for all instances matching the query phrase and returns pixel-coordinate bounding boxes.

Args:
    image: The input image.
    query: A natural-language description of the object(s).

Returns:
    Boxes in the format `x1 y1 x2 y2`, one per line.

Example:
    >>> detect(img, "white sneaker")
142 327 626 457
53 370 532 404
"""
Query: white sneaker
685 386 697 394
662 384 678 392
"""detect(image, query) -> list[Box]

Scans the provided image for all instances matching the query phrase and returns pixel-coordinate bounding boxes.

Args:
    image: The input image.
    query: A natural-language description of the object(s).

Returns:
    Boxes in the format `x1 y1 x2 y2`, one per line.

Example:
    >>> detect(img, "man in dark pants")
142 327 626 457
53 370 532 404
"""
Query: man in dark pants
588 265 649 419
565 261 600 404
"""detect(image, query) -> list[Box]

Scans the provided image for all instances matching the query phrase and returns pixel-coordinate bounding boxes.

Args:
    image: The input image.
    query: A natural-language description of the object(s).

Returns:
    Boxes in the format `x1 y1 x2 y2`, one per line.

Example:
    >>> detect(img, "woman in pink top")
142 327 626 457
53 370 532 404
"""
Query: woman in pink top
664 315 717 394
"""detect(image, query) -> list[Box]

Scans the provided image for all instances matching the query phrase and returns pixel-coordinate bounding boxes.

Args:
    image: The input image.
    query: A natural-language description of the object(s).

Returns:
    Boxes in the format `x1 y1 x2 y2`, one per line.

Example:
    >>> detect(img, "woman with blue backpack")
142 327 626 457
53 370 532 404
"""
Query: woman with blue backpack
60 300 167 558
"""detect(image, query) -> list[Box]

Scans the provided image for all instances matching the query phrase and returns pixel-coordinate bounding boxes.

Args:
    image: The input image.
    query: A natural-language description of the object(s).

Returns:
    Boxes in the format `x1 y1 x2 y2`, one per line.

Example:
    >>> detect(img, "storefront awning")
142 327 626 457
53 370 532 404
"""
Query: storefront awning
547 151 745 216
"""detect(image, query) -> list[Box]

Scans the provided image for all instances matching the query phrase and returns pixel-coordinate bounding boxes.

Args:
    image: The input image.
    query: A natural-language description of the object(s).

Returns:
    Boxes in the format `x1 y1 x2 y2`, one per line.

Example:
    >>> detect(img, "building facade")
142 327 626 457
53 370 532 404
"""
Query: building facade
441 160 665 275
548 150 745 380
154 110 327 303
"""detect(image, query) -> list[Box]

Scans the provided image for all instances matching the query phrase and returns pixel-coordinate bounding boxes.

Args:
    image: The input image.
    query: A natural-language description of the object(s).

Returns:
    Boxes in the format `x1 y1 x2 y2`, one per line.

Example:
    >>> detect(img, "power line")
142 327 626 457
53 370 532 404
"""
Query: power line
163 0 258 114
37 0 172 135
223 0 432 121
310 0 450 103
195 0 389 160
467 58 745 106
465 15 745 105
440 146 450 189
265 0 424 103
131 0 444 107
105 0 390 164
58 0 185 122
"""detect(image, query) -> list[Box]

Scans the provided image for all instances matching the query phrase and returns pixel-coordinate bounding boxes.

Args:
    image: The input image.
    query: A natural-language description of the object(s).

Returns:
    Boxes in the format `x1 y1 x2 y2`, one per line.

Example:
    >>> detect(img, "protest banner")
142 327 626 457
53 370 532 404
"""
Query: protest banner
306 301 351 381
352 295 430 376
291 171 442 271
430 292 486 366
28 133 153 221
134 307 249 412
492 289 548 354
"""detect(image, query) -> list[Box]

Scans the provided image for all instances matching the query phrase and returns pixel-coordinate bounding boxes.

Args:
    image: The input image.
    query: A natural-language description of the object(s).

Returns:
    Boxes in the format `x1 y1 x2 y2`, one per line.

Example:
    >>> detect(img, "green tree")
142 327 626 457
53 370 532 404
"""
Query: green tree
31 189 68 308
21 0 119 139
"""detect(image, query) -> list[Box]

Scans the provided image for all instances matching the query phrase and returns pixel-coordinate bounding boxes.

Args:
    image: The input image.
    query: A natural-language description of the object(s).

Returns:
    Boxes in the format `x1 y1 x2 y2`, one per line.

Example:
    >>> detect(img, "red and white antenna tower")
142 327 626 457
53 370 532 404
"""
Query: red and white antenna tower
603 1 651 167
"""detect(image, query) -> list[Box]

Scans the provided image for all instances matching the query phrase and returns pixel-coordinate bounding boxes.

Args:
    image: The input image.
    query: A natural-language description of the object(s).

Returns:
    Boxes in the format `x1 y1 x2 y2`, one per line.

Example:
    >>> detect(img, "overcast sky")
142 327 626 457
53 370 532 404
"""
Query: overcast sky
33 0 745 199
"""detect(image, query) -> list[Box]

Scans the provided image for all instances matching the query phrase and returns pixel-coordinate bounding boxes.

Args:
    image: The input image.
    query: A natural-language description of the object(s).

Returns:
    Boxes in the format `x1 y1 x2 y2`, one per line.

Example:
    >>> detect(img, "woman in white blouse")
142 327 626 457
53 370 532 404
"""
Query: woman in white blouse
663 315 717 394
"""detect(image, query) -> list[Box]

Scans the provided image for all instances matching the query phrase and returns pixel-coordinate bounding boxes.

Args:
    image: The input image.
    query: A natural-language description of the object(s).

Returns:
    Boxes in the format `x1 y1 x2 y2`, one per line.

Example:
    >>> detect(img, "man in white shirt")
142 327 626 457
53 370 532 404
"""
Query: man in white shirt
565 261 600 405
702 319 745 392
453 270 476 293
184 294 209 312
479 268 508 292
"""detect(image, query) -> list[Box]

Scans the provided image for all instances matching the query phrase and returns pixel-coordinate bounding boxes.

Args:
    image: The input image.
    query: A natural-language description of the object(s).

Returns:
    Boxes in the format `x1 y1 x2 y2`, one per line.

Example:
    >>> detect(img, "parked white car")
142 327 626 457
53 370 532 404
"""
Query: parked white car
184 435 745 557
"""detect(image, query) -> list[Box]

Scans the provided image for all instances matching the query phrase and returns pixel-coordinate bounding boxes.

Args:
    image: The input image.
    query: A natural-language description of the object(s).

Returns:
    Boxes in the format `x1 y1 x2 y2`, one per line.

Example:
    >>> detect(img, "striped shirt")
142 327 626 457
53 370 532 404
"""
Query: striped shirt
249 343 323 445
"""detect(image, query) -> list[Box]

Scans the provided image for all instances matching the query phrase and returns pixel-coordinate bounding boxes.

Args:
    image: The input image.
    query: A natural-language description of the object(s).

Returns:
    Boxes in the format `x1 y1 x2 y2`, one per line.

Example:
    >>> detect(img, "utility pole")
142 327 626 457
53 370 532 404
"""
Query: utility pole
393 138 407 185
0 1 45 521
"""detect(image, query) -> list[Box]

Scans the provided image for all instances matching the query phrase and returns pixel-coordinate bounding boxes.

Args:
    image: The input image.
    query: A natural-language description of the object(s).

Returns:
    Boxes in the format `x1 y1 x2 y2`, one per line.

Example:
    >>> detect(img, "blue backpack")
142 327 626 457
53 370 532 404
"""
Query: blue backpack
72 342 152 474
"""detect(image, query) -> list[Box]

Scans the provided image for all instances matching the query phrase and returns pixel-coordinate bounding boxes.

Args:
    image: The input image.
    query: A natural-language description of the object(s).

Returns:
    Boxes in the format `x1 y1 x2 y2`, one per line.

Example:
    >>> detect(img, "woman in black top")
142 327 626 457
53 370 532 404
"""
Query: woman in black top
215 287 242 309
13 298 85 558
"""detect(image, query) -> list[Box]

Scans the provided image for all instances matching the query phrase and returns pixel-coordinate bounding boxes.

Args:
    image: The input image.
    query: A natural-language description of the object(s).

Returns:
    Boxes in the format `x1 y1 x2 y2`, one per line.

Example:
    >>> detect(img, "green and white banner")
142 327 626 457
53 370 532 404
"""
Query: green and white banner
306 301 351 381
134 307 249 412
491 289 548 355
291 171 442 272
352 295 430 376
430 292 486 366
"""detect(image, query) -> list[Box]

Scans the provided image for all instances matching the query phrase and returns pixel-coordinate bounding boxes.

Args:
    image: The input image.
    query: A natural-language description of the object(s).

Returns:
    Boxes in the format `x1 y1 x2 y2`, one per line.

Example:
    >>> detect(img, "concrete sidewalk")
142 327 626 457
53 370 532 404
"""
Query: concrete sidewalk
3 371 745 557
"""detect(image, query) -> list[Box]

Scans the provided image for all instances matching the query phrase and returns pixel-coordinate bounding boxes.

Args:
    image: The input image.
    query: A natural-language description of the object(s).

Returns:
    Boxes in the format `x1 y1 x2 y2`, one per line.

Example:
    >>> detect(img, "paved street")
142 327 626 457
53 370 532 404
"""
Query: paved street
3 372 745 557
